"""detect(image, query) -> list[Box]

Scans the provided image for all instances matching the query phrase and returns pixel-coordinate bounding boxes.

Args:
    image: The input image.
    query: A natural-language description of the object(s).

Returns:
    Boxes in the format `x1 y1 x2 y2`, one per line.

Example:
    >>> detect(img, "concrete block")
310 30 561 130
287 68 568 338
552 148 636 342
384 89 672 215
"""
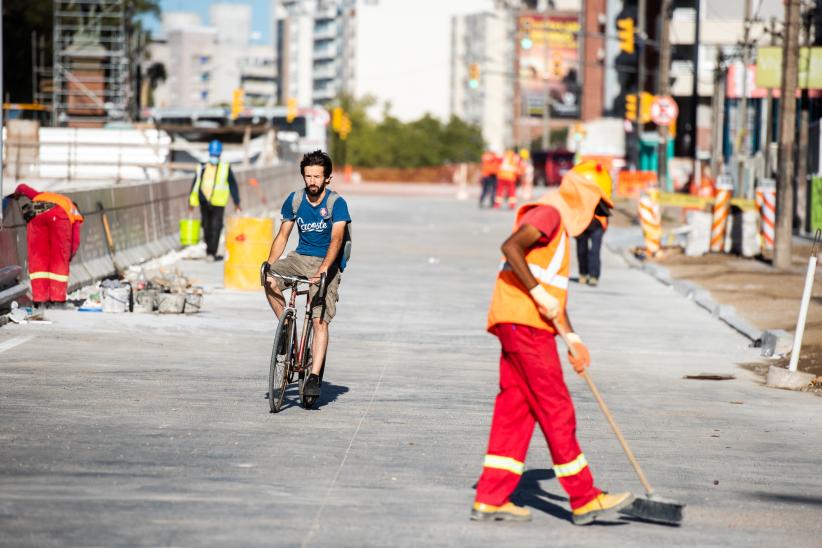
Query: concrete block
761 329 793 358
620 249 642 269
725 209 760 257
685 211 711 256
642 263 672 285
717 307 763 341
693 289 719 315
766 365 816 390
672 280 697 298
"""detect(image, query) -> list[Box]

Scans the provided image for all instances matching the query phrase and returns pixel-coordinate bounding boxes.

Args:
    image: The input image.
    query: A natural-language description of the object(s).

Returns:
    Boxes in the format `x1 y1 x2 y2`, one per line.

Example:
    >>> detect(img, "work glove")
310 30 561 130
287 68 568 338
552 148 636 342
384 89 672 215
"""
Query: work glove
565 332 591 374
529 285 560 319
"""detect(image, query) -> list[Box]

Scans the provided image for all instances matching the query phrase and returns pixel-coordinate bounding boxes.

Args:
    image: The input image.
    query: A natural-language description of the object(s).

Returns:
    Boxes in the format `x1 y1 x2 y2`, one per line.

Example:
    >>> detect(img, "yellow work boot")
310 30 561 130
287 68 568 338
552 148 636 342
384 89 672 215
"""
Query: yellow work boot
578 275 588 285
571 492 634 525
470 501 532 522
587 277 599 287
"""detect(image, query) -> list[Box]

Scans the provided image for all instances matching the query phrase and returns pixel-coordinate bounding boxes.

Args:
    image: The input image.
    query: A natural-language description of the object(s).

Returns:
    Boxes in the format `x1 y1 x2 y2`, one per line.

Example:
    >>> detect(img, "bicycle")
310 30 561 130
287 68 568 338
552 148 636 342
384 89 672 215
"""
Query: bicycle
261 263 327 412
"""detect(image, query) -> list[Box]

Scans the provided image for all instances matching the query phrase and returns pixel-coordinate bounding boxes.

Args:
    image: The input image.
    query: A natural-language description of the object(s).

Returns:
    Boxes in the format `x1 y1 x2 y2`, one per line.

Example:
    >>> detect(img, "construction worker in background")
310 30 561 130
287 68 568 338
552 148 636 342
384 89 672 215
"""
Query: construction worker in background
479 150 500 208
573 162 613 287
4 184 84 308
471 170 633 525
494 149 521 210
189 139 242 262
518 148 534 201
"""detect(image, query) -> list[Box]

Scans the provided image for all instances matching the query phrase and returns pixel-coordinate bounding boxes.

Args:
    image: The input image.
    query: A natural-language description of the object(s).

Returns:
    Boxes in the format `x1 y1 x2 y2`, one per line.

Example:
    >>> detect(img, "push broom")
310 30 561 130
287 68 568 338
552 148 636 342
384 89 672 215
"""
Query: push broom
557 323 684 525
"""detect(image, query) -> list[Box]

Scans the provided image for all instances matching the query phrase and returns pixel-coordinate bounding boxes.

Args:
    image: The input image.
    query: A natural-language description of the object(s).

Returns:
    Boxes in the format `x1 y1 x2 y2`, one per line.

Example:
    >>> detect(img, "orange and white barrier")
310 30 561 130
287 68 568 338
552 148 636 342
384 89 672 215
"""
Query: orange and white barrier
755 182 776 250
710 182 733 252
638 187 662 255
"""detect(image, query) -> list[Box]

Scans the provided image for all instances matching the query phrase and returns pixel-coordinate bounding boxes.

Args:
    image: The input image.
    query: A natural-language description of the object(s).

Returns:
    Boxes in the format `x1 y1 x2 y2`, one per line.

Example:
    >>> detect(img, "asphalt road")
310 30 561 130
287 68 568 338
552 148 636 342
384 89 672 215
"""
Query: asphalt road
1 184 821 547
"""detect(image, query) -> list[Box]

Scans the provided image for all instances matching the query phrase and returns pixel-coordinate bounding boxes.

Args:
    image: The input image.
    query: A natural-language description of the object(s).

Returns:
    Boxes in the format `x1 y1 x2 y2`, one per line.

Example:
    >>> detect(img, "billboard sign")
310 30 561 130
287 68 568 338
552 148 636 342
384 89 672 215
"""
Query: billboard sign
517 13 582 120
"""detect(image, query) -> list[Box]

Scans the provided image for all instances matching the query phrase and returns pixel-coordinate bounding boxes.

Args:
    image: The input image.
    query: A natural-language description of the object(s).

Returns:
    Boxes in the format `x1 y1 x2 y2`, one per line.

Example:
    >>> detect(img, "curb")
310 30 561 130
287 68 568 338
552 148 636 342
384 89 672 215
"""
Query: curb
609 242 768 349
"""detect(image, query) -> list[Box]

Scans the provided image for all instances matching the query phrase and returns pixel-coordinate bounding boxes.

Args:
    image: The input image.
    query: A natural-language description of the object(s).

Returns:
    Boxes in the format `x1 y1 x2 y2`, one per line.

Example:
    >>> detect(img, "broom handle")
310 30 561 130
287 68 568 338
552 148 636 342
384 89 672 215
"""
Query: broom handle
556 322 655 495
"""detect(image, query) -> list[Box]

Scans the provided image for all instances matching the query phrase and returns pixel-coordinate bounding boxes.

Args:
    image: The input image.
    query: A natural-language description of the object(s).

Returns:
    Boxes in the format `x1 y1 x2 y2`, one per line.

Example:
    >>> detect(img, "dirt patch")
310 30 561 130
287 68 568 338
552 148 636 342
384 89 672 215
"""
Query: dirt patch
615 199 822 377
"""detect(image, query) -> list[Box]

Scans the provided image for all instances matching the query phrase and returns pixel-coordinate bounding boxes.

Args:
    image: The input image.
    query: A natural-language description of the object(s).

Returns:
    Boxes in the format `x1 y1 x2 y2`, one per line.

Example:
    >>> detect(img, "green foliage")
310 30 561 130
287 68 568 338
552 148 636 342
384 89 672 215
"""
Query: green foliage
329 94 485 168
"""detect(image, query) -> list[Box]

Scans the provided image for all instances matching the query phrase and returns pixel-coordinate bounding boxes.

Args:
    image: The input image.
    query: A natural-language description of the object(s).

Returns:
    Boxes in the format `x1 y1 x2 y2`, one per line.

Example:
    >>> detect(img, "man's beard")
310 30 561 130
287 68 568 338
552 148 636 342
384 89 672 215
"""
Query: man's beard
306 181 327 198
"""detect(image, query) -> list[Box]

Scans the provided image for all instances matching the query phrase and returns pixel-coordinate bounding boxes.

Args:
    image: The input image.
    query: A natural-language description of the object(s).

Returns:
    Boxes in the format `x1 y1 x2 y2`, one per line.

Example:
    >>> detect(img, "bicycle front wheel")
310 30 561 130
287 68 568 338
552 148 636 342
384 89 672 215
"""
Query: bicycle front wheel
269 312 294 413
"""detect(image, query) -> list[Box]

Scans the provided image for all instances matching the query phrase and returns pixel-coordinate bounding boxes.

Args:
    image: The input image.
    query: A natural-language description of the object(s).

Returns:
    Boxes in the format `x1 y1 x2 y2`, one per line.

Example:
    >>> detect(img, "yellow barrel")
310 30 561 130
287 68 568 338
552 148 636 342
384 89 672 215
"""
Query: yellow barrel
224 216 274 290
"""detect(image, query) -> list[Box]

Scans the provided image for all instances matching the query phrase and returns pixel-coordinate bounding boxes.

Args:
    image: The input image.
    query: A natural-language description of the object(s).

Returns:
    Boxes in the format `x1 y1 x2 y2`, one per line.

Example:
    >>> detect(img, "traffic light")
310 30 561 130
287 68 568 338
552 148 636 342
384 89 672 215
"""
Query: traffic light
286 97 298 123
468 63 480 89
339 114 352 141
332 106 343 132
625 93 637 121
616 17 635 54
231 88 244 119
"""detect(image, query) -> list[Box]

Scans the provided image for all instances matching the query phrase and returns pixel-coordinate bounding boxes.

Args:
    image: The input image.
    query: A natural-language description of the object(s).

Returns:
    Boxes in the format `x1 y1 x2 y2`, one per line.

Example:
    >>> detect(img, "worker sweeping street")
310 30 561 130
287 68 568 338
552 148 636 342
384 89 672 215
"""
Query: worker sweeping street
471 170 633 525
5 184 84 308
479 150 500 208
572 161 613 287
494 149 521 210
189 139 242 262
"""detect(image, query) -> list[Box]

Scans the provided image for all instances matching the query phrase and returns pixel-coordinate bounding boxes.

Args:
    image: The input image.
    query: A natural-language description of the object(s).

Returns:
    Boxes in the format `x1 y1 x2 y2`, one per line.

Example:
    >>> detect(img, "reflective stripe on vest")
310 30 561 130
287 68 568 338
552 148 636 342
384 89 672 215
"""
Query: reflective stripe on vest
483 454 525 475
189 161 230 207
553 453 588 478
30 271 70 283
33 192 84 224
487 204 570 333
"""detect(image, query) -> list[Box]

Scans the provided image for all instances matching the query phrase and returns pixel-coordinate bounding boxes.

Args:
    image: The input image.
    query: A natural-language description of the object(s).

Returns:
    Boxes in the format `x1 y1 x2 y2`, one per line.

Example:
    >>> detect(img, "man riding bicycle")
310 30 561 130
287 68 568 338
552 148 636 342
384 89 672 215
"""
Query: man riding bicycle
263 150 351 399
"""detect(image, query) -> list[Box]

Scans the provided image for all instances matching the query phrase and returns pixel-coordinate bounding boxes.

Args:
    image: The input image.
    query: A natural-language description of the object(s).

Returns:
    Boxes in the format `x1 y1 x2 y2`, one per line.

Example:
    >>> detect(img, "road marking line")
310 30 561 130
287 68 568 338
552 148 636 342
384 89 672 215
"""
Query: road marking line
0 336 33 354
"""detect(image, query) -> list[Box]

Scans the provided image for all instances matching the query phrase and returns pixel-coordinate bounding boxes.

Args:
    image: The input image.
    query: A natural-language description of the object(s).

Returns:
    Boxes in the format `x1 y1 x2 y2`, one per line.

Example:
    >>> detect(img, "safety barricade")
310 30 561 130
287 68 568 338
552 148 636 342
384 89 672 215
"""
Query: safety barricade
710 181 733 252
755 181 776 251
638 187 662 255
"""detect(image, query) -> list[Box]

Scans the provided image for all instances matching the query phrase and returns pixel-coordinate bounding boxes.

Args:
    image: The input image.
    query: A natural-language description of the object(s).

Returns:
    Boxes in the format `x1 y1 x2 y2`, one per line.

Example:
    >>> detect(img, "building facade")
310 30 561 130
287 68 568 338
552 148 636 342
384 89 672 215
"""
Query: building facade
450 9 515 152
273 0 357 107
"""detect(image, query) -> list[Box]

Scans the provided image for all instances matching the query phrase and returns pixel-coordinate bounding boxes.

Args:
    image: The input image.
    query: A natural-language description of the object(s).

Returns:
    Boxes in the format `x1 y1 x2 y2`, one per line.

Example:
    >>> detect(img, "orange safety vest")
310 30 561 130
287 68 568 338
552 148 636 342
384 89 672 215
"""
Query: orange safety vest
497 152 520 182
481 152 499 177
33 192 84 224
595 214 608 231
487 203 569 334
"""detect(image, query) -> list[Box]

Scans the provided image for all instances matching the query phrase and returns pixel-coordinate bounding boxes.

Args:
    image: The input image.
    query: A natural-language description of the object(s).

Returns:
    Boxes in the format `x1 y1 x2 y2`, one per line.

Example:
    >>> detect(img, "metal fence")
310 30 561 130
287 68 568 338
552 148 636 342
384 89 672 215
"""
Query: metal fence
0 163 297 292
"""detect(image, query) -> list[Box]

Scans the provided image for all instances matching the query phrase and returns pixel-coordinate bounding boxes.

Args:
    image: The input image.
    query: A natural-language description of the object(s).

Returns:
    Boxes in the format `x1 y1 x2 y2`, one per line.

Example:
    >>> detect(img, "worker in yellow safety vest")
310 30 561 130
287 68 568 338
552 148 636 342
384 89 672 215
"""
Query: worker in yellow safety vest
189 139 241 261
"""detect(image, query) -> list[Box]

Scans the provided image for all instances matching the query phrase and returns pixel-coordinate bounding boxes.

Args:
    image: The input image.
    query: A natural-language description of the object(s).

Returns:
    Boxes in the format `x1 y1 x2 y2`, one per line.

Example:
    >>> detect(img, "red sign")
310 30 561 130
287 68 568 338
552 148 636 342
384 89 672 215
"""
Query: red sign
650 96 678 126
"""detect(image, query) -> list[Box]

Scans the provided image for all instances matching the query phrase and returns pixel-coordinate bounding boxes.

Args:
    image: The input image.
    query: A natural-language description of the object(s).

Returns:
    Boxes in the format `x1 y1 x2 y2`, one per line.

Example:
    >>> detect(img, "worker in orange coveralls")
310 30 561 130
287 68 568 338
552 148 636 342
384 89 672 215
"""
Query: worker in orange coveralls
470 171 634 525
494 149 521 209
7 184 84 307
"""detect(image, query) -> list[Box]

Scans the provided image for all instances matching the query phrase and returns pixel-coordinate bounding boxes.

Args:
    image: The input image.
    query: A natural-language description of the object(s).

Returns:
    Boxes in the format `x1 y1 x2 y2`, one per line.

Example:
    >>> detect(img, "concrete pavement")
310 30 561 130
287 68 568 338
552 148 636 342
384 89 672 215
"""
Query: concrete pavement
1 184 821 547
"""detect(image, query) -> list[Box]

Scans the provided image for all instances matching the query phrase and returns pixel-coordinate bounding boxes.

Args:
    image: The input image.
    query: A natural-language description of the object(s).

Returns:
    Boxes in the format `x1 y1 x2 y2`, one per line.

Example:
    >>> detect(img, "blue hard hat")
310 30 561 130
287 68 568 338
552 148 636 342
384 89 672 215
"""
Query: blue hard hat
208 140 222 157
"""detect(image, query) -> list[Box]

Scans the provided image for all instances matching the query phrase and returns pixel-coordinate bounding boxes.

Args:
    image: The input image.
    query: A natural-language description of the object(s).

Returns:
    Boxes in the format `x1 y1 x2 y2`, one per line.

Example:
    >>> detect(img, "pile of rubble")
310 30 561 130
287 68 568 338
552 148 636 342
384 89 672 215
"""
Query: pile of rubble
71 268 203 315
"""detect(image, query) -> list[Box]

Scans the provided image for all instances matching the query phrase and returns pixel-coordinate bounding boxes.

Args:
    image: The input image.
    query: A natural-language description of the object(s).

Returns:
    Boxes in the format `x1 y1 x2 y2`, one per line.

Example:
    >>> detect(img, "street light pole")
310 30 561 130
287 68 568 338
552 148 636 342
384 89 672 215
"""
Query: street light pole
657 0 673 191
633 0 647 170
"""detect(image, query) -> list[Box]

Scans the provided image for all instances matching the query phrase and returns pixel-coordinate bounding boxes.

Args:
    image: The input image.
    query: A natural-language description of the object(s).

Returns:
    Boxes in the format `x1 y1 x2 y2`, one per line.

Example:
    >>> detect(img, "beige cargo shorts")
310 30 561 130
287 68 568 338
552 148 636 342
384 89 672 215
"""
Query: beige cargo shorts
269 253 341 322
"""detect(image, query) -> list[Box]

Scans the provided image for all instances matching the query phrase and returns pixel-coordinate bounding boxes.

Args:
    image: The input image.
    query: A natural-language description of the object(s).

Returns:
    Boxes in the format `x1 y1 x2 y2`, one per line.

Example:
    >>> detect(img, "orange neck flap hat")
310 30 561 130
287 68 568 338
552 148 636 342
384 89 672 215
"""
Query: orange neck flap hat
528 171 609 237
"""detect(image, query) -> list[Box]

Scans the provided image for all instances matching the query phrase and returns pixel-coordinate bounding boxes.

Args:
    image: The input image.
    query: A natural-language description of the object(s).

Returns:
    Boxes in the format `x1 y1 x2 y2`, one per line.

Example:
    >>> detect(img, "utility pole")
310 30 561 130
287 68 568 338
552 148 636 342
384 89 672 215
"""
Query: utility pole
633 0 647 170
657 0 673 191
763 17 778 178
735 0 752 196
774 0 801 269
710 49 726 178
691 0 702 188
541 1 552 151
1 0 4 227
796 8 812 233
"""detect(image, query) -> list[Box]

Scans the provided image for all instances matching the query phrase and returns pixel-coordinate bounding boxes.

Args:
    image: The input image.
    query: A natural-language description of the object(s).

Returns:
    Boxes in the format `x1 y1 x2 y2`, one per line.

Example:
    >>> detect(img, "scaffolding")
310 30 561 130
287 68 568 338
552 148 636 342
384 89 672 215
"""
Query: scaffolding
52 0 129 127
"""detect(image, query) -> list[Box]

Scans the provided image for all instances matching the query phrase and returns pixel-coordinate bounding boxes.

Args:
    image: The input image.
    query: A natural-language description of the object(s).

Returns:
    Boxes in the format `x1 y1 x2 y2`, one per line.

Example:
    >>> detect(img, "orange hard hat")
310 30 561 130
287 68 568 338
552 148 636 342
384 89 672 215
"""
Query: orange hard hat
570 161 613 207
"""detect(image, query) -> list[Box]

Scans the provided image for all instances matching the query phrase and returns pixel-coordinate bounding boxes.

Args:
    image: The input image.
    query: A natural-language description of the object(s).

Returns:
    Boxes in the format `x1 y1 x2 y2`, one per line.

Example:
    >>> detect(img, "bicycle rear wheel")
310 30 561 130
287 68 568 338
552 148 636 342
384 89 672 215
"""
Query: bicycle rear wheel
269 312 294 413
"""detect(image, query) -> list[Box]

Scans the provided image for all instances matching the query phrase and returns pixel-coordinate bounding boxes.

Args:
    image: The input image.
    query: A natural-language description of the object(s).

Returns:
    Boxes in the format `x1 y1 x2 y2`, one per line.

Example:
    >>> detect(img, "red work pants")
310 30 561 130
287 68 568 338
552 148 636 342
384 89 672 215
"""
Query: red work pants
475 323 601 510
494 178 517 209
28 207 72 303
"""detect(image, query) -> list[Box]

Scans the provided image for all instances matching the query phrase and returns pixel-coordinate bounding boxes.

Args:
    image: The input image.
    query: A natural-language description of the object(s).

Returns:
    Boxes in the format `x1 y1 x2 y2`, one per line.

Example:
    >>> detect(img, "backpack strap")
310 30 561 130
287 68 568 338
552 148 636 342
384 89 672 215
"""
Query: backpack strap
290 189 304 218
325 190 339 222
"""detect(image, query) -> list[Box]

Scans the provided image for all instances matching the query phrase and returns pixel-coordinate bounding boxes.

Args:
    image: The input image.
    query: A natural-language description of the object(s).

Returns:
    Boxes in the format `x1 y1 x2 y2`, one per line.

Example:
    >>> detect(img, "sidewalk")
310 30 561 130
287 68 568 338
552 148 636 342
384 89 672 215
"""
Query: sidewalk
0 185 820 546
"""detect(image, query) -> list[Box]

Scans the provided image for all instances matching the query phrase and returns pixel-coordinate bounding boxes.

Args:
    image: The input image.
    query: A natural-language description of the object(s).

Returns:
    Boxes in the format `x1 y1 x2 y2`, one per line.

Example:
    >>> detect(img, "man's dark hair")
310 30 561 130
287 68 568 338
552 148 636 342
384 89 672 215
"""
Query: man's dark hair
300 150 333 178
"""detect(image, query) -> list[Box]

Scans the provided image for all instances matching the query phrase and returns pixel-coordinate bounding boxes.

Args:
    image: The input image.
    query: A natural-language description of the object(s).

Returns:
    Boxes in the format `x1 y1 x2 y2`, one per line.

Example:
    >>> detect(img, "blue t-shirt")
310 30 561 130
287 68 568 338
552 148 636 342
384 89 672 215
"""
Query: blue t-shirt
281 189 351 261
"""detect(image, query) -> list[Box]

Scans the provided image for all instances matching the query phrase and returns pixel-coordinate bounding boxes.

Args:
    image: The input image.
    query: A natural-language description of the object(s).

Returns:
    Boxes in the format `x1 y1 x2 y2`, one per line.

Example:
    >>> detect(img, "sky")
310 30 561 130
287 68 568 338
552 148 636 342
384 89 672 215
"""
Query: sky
143 0 496 121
